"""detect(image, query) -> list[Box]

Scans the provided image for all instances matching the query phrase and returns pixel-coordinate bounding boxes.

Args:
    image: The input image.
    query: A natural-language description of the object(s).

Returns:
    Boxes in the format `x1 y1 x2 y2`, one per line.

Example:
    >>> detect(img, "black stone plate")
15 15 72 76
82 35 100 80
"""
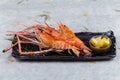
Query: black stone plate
12 30 116 61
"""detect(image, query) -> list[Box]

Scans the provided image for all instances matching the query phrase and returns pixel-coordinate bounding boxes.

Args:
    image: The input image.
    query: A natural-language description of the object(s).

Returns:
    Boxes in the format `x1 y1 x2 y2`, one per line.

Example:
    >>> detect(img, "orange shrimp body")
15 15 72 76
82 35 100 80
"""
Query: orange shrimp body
38 24 78 46
39 23 68 41
35 29 80 56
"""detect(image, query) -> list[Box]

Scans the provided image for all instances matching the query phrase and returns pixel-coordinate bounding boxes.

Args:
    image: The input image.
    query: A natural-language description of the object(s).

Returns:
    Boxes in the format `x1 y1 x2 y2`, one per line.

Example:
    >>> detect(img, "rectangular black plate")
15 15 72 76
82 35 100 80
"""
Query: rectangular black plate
12 30 116 61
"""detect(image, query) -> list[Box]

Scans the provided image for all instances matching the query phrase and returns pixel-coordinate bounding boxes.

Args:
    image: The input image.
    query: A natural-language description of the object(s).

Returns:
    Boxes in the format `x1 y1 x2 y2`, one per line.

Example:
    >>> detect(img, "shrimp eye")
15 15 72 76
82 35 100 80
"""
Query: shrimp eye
38 28 43 32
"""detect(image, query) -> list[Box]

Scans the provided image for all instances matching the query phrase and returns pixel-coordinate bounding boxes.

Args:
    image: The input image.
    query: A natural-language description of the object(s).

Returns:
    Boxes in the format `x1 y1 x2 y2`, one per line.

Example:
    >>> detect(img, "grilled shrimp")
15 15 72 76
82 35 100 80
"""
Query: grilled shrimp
3 22 91 57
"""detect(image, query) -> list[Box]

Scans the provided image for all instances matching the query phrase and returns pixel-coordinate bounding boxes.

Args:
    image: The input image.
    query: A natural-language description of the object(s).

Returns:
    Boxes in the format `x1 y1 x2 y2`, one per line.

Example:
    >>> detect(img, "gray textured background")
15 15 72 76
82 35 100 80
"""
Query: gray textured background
0 0 120 80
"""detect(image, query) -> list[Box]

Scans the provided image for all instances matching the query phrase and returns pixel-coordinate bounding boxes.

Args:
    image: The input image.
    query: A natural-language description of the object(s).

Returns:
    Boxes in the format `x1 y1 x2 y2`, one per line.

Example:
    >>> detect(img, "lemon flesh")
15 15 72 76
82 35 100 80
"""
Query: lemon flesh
90 36 110 48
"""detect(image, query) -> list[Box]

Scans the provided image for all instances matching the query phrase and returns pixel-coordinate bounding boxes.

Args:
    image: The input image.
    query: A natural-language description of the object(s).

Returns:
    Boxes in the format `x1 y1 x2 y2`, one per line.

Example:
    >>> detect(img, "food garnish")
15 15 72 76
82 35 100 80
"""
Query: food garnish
90 36 110 48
